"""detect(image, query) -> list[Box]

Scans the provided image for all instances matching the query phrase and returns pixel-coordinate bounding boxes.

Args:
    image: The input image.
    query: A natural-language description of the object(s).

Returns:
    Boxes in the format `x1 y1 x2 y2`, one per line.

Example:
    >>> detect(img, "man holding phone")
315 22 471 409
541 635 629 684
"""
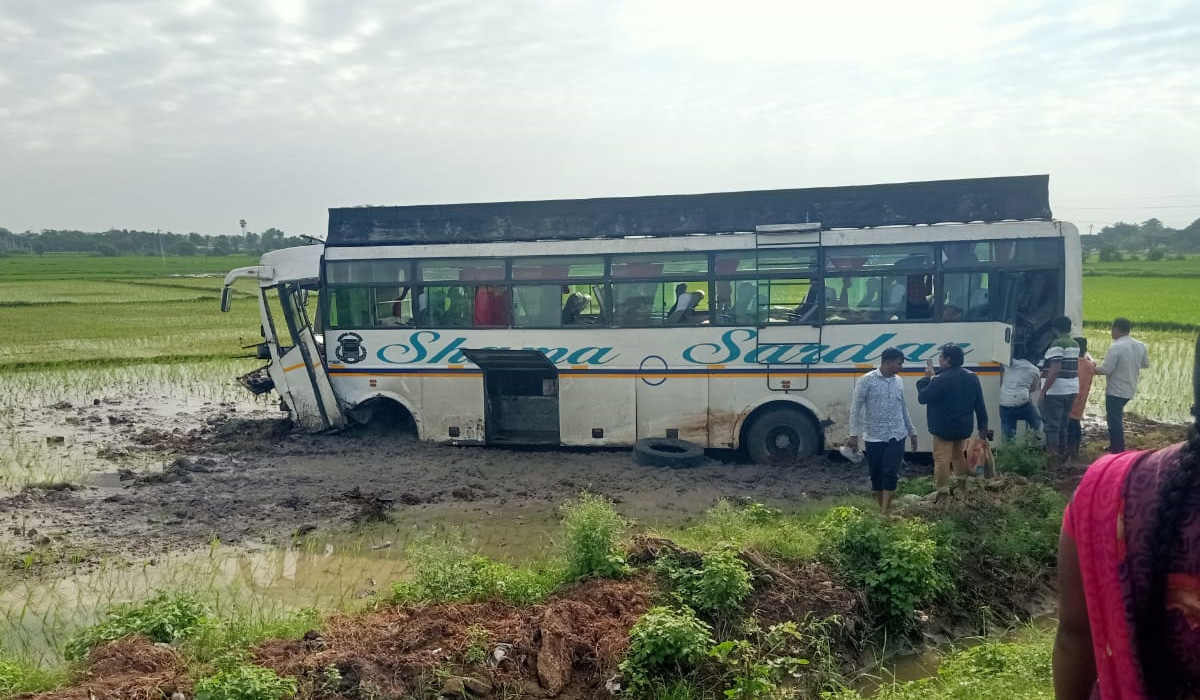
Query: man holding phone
846 347 918 515
916 344 989 488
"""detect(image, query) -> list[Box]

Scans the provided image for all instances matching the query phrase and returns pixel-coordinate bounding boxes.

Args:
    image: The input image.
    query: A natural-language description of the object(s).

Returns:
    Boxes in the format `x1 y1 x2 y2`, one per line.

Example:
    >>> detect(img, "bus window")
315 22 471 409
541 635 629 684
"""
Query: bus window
611 281 707 326
611 252 707 278
512 256 603 281
327 287 373 329
512 285 562 328
819 275 914 324
474 286 511 327
825 244 935 273
759 279 815 324
326 260 410 284
424 286 473 327
942 272 991 321
418 259 505 283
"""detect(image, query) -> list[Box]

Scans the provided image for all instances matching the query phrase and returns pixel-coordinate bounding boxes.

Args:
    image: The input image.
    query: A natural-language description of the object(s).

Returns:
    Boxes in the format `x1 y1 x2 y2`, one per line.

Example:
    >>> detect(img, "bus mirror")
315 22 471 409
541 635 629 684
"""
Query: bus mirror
220 286 234 312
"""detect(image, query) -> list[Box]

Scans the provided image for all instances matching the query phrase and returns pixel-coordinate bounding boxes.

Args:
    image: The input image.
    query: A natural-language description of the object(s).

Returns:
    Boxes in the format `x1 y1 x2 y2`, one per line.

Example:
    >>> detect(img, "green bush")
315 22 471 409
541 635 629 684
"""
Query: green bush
710 621 809 700
620 606 714 694
65 592 210 661
656 544 752 620
390 539 563 606
561 492 630 580
194 664 297 700
817 508 948 631
993 437 1047 478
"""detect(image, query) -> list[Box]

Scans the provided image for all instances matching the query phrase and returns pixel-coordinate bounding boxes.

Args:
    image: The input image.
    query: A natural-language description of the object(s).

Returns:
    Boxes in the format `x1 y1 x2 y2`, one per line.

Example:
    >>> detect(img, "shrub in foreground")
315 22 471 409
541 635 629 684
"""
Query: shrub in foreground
817 507 947 632
620 606 714 695
389 541 563 606
656 543 752 620
65 592 210 661
561 492 631 579
194 664 297 700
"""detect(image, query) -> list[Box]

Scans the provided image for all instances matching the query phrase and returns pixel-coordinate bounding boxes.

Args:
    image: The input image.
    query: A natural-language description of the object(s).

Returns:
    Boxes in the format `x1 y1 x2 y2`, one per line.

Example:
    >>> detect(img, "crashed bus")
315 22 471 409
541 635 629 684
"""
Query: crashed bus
220 175 1081 463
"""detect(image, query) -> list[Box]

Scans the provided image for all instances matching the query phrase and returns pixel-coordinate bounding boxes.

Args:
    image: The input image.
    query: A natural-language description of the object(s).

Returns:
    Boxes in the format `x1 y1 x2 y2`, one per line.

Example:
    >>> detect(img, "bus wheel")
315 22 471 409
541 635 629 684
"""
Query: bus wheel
632 437 706 469
745 408 819 465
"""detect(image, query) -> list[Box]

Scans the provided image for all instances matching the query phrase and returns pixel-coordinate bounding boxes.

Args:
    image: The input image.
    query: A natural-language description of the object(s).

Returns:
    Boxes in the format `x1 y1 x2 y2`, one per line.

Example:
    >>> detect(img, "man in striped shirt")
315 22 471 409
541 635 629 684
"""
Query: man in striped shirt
847 347 918 515
1040 315 1080 467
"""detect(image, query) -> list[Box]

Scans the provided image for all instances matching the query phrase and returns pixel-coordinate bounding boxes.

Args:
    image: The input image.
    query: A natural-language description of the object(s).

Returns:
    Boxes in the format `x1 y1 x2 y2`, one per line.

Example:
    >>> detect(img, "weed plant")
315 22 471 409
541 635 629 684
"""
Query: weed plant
655 544 752 622
0 656 67 697
560 492 631 579
620 606 714 695
817 508 949 633
992 436 1047 478
64 591 210 660
389 533 563 606
194 664 298 700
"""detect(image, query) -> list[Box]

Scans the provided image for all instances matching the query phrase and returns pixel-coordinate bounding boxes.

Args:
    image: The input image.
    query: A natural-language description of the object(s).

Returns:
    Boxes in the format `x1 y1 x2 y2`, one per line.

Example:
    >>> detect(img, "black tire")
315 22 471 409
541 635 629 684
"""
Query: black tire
632 437 706 469
744 407 820 465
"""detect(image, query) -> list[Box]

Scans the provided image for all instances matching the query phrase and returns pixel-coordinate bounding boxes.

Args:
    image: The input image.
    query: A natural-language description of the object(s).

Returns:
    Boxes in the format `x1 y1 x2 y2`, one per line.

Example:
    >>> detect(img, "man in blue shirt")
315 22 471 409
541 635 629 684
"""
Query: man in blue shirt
847 347 918 514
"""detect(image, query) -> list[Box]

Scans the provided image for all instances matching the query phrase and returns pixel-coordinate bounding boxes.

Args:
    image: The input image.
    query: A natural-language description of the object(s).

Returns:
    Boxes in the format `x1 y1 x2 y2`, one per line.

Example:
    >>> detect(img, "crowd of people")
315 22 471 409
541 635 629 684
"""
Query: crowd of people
846 317 1200 697
847 316 1149 515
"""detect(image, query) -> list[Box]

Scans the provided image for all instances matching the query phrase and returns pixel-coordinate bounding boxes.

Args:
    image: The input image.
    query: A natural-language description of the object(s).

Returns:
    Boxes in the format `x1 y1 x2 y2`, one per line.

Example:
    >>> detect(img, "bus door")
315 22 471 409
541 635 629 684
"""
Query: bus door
458 349 560 445
261 283 347 432
754 225 822 392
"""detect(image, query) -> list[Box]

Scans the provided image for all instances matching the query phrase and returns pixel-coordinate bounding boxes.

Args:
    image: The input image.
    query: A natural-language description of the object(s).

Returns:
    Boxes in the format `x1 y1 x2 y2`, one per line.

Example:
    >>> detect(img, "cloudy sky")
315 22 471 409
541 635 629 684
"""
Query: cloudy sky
1 0 1197 237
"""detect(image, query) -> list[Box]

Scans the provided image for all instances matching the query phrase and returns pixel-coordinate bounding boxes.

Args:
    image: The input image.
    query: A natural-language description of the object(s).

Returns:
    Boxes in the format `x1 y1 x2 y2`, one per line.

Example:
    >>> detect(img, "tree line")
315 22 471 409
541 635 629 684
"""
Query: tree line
1087 217 1200 260
0 227 308 257
2 217 1198 259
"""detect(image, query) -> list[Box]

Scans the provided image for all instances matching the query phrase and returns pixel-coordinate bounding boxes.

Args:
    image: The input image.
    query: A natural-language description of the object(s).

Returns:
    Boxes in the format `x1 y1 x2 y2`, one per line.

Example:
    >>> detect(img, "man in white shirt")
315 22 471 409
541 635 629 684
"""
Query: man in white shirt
847 347 918 515
999 353 1042 440
1095 317 1150 452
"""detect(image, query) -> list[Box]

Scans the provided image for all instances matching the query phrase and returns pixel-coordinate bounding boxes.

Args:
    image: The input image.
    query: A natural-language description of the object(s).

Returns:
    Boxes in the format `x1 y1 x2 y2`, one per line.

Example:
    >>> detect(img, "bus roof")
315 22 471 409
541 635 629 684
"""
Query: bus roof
326 174 1052 247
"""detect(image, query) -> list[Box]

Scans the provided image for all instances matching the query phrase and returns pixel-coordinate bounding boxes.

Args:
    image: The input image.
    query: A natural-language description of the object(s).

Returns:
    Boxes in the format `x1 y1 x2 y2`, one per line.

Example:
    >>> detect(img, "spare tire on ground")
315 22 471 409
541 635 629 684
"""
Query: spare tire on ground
632 437 706 469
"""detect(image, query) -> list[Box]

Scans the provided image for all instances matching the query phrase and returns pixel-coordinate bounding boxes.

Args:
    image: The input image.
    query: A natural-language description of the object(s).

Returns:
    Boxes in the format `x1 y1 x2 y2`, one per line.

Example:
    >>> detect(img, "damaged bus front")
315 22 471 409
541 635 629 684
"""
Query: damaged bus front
220 245 346 432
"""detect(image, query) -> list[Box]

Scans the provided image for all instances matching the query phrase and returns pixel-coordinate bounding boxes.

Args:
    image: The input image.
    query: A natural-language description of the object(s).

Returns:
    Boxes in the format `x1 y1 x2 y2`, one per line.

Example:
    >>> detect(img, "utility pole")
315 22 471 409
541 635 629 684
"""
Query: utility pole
240 219 247 251
157 229 166 265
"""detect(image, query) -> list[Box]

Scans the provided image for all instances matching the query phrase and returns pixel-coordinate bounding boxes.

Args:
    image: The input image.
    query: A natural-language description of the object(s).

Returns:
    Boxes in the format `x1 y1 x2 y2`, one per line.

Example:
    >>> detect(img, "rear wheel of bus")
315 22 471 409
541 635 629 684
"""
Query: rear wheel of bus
744 406 820 464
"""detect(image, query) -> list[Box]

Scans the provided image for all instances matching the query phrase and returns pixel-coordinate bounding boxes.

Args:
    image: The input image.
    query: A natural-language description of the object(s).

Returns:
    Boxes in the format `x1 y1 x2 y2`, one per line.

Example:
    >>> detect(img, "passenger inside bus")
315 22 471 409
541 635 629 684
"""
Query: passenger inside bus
733 281 758 325
561 291 591 325
667 289 705 324
473 285 511 327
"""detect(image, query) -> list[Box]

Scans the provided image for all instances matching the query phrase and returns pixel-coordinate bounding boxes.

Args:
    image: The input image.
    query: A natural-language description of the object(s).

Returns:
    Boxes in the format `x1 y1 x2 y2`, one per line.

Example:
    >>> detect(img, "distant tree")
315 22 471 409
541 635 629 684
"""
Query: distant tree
31 240 45 255
95 243 119 257
1099 222 1140 250
1098 244 1122 262
175 241 197 256
260 227 285 251
1147 247 1166 261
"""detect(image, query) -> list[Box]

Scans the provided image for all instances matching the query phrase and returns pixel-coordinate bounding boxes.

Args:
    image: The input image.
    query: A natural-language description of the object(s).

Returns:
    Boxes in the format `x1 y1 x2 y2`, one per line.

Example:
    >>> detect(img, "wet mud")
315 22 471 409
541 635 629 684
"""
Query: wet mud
1 397 883 563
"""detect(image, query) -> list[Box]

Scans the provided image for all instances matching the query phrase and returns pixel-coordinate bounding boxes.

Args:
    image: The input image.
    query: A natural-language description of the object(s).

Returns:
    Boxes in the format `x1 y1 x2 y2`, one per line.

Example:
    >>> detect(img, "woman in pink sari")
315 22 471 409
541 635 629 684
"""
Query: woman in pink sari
1054 333 1200 700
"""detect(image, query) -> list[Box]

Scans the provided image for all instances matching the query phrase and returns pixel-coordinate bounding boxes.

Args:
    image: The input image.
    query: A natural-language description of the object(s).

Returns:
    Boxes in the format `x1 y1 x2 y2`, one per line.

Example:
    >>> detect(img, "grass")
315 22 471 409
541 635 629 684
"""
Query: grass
1082 253 1200 278
1081 276 1200 328
0 254 258 280
835 627 1054 699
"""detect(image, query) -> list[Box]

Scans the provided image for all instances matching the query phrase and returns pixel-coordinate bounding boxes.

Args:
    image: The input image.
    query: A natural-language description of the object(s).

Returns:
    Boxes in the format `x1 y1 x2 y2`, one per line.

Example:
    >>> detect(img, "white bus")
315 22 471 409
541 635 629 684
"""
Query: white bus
221 176 1081 463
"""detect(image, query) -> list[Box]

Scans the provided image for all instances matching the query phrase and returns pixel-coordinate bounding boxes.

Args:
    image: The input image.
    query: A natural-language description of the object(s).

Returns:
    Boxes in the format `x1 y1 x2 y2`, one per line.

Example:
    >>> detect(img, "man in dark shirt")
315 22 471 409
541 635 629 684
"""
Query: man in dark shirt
917 343 989 487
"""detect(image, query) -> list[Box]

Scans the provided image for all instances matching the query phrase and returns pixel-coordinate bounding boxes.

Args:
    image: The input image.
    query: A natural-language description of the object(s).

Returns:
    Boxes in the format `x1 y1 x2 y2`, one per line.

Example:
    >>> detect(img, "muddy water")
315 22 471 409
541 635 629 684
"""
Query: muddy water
0 506 563 663
0 360 874 665
854 614 1059 695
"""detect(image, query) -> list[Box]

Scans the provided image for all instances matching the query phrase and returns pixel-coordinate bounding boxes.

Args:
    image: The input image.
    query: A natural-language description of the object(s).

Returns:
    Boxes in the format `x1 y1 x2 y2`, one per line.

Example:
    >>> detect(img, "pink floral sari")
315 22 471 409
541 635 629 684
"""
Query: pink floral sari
1063 444 1200 700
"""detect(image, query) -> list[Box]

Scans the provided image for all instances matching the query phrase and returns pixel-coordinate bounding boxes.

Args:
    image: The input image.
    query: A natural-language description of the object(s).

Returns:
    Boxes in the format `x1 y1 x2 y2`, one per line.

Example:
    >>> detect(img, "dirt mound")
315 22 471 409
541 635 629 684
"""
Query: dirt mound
253 576 653 699
29 636 189 700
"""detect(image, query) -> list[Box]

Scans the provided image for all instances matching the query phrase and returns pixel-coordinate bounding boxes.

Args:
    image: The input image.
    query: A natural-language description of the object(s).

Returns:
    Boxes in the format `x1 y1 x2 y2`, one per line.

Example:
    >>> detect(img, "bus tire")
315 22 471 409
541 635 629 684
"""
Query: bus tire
632 437 706 469
745 407 820 465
